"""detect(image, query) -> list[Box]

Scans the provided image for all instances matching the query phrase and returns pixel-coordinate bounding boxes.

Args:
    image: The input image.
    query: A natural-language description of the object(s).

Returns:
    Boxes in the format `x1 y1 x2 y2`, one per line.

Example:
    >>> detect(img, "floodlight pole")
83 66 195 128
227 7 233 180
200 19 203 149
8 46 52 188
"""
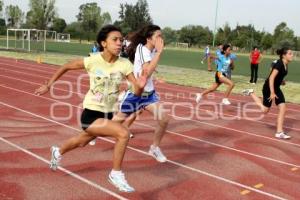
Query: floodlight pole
212 0 219 47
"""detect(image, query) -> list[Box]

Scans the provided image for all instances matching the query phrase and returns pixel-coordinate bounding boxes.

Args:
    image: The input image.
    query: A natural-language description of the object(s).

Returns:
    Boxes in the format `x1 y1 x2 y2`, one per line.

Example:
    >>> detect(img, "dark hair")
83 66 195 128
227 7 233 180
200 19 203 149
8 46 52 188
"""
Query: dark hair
127 24 161 63
276 47 291 59
252 46 258 50
96 25 122 51
221 44 231 54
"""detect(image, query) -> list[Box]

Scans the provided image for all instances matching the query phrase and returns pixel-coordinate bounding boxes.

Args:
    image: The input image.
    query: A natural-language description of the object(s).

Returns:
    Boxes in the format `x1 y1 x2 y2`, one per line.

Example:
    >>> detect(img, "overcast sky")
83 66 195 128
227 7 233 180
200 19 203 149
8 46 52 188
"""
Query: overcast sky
3 0 300 35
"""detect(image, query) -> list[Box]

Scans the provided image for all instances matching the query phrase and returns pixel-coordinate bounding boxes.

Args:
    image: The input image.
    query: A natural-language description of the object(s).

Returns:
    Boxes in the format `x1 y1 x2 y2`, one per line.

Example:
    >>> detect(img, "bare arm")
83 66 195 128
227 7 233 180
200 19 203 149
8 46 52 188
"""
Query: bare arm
35 59 85 95
125 72 147 96
141 38 164 78
268 69 279 101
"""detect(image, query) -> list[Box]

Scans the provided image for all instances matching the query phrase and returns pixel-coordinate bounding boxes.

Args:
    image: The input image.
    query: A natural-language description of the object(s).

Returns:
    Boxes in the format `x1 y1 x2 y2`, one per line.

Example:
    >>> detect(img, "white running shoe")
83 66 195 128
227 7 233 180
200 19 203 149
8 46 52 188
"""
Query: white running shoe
50 146 61 171
242 89 254 96
129 133 134 138
222 98 231 105
89 138 97 146
275 132 291 140
108 171 135 193
201 61 204 64
149 145 167 163
195 93 202 103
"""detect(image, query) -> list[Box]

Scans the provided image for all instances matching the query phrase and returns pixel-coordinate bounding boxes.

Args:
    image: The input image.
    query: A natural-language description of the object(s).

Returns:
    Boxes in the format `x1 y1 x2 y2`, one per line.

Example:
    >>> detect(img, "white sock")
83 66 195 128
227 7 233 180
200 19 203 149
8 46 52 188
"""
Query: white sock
54 148 61 158
111 170 122 176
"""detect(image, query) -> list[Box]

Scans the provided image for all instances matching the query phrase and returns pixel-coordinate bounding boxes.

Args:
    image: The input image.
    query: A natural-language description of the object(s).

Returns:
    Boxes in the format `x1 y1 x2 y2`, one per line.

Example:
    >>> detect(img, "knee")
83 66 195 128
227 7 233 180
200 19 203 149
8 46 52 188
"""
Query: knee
116 128 130 141
159 114 170 127
78 137 92 147
80 139 92 147
262 108 270 114
230 82 235 88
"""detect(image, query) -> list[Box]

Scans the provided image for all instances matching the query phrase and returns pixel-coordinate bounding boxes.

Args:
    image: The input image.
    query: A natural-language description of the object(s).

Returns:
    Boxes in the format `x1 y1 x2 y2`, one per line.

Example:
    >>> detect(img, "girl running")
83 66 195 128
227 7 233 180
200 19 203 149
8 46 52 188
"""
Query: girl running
114 25 170 163
196 44 235 105
242 47 293 139
34 25 147 192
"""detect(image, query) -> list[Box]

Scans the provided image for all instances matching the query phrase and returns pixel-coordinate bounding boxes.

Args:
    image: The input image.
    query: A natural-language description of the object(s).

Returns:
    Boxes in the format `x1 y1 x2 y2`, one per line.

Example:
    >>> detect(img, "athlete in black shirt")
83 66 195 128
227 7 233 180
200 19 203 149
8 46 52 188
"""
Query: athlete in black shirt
242 47 293 139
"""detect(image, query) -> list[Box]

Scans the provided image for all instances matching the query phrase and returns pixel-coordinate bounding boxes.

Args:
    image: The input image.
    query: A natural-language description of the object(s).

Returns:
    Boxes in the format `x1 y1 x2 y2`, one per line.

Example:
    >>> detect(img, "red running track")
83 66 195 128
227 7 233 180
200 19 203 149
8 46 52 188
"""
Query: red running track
0 56 300 200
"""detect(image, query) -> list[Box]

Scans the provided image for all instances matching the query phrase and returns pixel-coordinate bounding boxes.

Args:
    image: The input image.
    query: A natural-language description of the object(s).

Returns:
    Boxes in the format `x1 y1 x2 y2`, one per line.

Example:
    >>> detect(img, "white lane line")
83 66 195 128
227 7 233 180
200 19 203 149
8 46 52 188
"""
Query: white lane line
1 83 300 168
0 102 290 200
0 137 128 200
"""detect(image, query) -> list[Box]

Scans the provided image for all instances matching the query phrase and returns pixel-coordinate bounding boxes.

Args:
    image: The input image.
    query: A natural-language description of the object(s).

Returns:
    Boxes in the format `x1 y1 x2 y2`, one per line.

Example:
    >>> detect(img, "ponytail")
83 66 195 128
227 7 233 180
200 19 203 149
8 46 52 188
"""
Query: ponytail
276 47 291 59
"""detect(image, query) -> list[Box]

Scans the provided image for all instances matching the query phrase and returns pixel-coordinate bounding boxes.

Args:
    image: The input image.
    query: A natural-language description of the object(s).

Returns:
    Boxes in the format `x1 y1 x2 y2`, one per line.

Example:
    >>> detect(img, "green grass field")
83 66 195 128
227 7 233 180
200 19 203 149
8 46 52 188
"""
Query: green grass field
160 49 300 83
1 49 299 104
1 39 299 83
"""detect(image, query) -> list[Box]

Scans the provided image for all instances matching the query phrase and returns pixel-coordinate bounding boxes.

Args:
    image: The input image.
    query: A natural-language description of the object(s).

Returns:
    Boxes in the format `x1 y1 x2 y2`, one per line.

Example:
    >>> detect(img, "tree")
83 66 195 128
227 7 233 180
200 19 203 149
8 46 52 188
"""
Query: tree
77 2 111 41
178 25 212 47
26 0 56 29
64 21 82 39
0 0 5 34
228 24 263 50
51 17 66 32
0 18 6 35
261 33 273 50
295 37 300 51
5 5 24 28
215 23 234 45
272 22 295 49
162 27 178 45
114 0 152 34
0 0 3 14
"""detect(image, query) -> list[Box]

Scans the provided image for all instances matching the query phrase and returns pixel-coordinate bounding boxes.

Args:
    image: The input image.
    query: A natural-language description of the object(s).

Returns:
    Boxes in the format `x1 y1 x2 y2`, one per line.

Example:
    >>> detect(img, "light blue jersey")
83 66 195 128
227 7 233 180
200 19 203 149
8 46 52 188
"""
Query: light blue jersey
216 54 231 73
91 46 99 53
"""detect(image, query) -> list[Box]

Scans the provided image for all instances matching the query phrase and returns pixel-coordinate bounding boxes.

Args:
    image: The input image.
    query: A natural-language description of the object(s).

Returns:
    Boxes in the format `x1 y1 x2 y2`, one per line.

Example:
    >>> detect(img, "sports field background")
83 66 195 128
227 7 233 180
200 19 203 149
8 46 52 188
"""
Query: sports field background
0 38 299 103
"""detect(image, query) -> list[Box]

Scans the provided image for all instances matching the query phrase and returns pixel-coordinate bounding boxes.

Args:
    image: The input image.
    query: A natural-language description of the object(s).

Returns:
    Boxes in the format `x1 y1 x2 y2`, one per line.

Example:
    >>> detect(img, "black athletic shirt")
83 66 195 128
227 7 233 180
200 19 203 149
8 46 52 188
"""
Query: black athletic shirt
265 59 288 89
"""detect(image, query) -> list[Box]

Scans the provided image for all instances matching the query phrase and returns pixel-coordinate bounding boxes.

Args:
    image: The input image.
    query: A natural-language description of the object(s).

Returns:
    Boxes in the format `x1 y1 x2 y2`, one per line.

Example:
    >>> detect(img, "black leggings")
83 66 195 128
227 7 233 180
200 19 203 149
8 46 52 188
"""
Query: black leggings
250 64 258 83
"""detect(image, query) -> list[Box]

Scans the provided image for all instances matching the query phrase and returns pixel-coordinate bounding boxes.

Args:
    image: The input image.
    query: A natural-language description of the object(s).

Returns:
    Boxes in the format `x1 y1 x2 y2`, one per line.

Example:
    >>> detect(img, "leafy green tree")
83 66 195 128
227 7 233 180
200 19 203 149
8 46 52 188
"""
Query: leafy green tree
162 27 178 45
260 33 273 50
178 25 212 47
0 18 6 35
26 0 56 29
5 5 24 28
0 0 3 14
114 0 152 34
51 17 66 32
76 2 111 41
64 21 82 39
272 22 295 49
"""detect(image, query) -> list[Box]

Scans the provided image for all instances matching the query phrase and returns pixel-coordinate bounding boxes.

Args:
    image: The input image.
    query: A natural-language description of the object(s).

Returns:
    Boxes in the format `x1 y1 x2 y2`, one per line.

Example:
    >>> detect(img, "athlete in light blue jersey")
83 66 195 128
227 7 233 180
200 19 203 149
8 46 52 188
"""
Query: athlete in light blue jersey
196 44 235 105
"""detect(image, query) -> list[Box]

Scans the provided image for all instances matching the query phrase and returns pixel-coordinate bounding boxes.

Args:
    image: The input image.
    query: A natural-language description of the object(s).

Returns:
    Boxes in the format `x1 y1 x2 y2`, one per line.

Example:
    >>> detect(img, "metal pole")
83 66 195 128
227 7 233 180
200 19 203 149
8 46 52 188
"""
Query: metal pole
212 0 219 47
22 31 25 49
14 30 16 49
28 30 30 52
44 30 46 52
6 29 8 49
